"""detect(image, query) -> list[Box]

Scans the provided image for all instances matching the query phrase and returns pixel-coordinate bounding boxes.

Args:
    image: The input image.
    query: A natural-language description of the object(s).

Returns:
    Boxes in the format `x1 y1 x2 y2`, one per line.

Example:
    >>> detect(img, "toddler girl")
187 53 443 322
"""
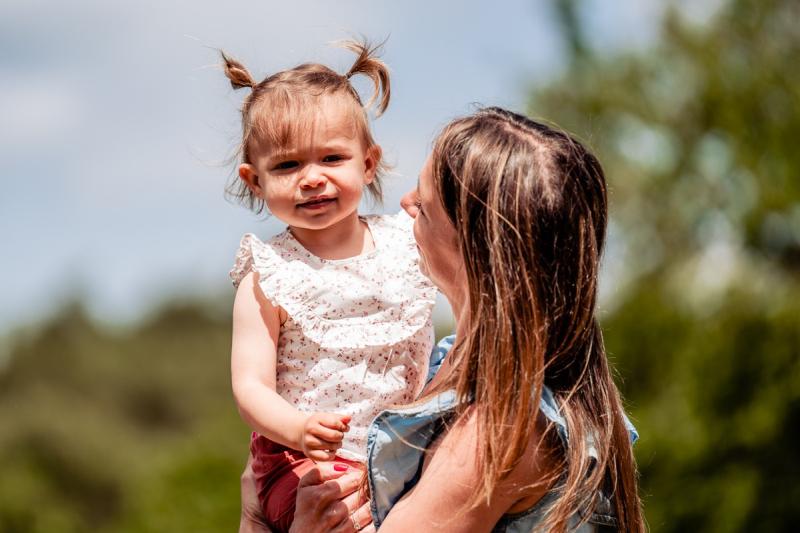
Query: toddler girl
224 42 436 532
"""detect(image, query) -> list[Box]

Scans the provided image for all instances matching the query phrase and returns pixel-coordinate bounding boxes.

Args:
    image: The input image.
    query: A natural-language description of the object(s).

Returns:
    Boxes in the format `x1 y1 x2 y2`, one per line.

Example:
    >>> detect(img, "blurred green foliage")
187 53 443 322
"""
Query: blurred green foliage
540 0 800 531
1 0 798 531
0 303 245 532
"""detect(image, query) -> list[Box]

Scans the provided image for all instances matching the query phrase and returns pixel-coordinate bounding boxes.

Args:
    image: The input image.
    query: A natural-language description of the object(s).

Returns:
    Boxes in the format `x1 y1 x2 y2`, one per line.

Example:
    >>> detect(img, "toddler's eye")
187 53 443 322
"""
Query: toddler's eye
273 160 299 171
323 154 344 163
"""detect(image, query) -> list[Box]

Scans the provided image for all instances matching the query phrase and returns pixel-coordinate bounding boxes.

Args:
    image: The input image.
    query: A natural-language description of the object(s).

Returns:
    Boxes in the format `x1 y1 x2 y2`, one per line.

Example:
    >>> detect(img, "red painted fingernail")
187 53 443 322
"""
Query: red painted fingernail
333 463 349 472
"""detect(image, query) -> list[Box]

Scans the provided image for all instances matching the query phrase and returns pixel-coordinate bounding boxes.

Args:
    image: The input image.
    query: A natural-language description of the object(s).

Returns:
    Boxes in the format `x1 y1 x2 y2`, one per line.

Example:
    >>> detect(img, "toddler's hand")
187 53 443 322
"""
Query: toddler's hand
300 412 351 461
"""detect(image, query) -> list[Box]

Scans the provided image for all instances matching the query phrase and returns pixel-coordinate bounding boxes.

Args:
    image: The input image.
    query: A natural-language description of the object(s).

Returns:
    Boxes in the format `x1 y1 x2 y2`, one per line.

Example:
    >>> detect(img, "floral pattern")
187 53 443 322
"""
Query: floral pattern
230 212 437 462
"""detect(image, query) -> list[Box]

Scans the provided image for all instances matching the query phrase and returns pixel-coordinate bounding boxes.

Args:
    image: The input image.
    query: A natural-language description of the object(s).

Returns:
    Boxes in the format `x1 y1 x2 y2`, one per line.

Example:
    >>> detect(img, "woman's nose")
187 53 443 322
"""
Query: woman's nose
400 189 419 218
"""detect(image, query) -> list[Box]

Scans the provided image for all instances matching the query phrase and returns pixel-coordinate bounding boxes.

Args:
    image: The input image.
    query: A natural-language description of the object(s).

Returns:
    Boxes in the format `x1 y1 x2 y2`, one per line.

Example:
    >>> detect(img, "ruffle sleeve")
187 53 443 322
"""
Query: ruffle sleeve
228 215 437 350
229 233 257 289
228 233 301 312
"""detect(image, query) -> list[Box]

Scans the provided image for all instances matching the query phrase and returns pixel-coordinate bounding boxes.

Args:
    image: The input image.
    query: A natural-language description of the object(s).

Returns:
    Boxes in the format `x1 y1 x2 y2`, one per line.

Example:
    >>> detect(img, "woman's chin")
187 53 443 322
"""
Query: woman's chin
418 259 430 278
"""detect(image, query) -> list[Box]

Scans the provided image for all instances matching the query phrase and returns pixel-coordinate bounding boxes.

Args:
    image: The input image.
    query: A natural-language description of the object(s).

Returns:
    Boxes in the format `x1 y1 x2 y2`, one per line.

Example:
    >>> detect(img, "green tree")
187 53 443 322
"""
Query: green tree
0 301 245 532
536 0 800 531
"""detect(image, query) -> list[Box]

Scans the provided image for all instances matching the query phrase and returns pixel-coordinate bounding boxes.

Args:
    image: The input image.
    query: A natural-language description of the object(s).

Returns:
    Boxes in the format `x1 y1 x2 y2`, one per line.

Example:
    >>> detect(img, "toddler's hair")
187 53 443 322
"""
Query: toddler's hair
222 40 391 214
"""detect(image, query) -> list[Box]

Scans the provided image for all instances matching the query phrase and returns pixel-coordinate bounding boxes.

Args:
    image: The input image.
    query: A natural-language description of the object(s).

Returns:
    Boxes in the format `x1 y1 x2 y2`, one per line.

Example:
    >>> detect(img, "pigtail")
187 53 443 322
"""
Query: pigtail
221 51 256 90
221 40 391 212
342 39 391 117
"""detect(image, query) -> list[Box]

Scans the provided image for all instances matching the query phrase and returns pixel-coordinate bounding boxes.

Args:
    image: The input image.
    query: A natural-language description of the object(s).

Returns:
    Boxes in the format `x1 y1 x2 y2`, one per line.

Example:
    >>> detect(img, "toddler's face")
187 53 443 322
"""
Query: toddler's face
239 99 378 231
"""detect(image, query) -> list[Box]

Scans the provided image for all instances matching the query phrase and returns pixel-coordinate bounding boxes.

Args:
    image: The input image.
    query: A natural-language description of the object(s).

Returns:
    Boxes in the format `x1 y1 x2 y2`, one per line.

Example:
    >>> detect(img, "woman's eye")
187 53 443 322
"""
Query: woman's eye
322 154 343 163
273 160 299 171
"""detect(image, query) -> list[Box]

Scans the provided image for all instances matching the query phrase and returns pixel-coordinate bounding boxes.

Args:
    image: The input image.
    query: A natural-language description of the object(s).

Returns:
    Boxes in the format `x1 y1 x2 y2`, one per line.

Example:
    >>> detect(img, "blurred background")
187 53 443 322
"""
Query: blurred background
1 0 798 531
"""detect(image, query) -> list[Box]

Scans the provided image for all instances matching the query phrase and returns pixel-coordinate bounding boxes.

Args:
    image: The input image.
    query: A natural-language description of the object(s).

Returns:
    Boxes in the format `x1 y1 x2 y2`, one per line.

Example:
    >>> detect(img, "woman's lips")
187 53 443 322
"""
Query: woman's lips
297 197 336 210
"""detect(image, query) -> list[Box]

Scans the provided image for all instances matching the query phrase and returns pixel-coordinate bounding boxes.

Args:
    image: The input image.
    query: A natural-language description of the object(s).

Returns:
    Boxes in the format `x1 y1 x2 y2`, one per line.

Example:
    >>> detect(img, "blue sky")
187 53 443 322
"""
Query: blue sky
0 0 672 333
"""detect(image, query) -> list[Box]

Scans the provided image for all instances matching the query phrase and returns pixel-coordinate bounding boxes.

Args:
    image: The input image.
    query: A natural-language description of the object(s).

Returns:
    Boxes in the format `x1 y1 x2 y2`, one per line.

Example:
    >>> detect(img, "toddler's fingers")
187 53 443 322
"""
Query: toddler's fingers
305 434 343 450
309 423 345 443
317 412 351 431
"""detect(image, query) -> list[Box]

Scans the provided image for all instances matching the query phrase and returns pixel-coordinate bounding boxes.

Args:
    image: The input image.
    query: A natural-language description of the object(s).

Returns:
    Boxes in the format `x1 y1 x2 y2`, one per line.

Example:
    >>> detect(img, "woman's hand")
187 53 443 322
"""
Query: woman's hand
289 463 374 533
239 453 271 533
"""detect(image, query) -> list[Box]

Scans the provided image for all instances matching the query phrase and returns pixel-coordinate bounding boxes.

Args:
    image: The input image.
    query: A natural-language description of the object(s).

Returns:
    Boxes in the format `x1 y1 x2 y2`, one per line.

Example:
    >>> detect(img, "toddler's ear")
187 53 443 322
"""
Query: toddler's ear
363 145 382 185
238 163 262 196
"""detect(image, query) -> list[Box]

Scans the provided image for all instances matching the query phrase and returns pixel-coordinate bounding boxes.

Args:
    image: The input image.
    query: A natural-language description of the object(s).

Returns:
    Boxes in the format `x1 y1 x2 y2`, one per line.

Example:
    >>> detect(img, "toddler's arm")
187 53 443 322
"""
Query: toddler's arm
231 271 349 461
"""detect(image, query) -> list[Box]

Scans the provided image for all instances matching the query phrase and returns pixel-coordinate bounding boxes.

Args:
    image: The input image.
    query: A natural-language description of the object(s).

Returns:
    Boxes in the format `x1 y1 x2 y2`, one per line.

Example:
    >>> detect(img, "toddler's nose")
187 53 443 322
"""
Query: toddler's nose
299 165 327 189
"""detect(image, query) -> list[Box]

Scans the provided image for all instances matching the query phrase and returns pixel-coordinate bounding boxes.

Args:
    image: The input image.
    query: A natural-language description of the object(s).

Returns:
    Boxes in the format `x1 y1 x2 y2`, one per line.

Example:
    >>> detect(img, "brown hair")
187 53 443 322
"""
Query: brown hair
221 40 390 214
427 107 645 531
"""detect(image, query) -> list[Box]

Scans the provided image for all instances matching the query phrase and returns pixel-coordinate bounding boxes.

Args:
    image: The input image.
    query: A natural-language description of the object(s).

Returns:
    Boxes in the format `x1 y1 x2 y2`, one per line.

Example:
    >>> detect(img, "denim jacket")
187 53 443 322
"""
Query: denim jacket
366 335 638 531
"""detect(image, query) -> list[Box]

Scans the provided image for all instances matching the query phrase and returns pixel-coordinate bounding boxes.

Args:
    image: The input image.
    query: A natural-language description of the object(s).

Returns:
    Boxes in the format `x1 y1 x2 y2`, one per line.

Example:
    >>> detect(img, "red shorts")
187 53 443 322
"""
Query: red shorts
250 433 360 533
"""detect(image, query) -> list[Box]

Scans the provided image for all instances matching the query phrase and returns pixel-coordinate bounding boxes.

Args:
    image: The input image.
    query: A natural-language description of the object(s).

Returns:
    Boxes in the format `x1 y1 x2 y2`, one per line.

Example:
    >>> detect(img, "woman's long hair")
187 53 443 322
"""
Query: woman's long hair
428 107 644 531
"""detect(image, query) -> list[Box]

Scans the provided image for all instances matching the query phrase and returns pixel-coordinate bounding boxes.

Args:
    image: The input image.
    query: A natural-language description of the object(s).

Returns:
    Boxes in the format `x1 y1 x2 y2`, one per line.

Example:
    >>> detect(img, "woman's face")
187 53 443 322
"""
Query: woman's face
401 154 464 308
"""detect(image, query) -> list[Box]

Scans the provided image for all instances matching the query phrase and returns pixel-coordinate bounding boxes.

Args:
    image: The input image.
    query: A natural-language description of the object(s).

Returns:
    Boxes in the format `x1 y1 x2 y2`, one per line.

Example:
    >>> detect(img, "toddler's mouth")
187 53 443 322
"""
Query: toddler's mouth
297 196 336 209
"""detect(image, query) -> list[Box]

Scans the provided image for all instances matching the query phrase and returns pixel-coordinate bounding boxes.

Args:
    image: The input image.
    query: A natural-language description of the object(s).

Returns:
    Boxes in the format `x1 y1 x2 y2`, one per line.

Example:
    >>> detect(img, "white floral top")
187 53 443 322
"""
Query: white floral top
230 212 437 462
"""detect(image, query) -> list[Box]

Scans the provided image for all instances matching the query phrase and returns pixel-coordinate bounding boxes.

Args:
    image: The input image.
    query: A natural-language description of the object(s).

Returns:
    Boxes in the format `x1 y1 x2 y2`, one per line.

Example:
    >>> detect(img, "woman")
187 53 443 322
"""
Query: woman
243 107 645 532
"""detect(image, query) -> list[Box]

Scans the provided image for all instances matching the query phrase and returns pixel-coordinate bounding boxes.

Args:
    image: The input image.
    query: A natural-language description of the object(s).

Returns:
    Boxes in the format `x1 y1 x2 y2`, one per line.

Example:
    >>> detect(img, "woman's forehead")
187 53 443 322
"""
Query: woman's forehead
418 155 435 197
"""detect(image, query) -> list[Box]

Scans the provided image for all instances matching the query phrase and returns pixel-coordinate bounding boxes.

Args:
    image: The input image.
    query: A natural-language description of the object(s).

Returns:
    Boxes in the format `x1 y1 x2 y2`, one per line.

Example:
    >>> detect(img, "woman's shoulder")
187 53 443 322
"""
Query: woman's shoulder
376 403 554 531
540 385 639 450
